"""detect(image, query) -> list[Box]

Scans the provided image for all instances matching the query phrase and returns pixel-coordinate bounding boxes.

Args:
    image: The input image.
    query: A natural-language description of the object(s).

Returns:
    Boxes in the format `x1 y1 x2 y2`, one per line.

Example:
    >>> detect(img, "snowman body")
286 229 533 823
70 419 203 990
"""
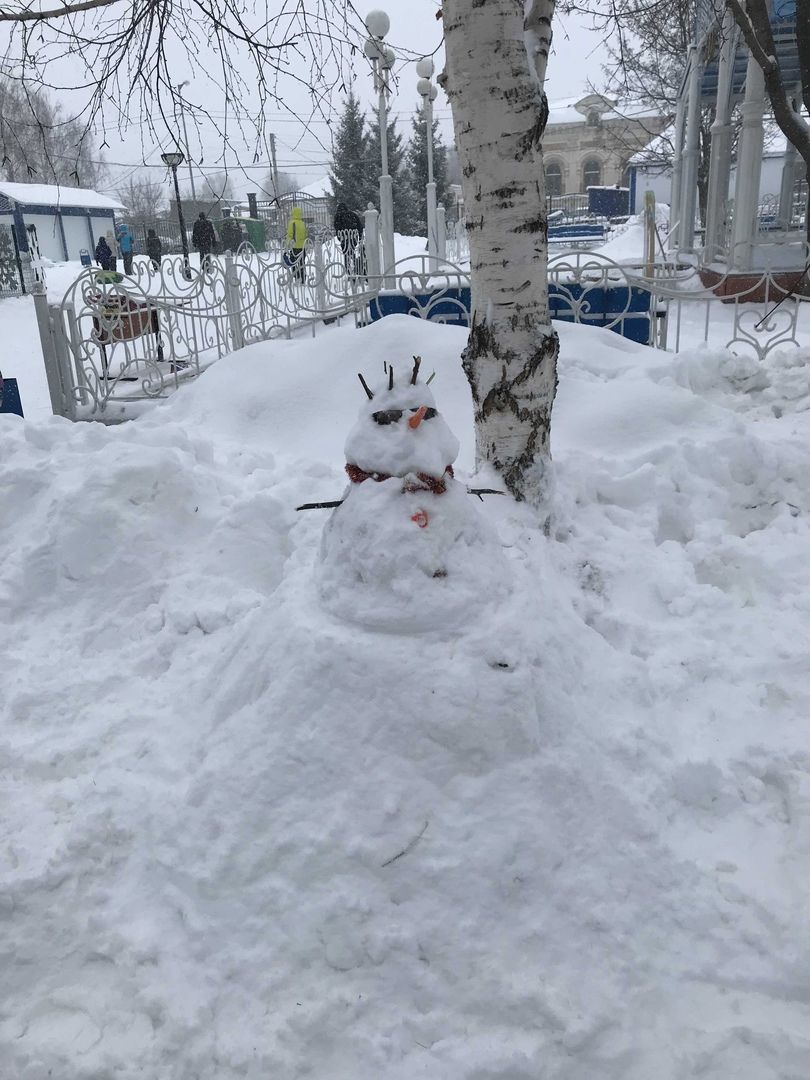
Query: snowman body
317 368 509 630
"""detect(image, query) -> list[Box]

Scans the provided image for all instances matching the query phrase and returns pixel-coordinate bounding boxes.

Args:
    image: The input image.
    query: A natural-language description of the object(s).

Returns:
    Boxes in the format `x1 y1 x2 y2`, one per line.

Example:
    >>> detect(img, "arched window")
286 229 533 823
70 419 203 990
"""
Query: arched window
583 158 602 189
587 110 602 127
545 161 563 198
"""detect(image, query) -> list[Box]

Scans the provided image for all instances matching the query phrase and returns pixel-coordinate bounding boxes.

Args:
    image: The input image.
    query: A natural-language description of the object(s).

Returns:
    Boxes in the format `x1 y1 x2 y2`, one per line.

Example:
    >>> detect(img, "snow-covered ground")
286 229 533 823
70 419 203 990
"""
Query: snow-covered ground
3 309 810 1078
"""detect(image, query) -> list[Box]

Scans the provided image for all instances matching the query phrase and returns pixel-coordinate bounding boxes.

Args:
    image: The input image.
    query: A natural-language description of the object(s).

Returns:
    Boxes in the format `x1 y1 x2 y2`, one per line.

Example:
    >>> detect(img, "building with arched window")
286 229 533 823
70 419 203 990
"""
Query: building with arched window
582 158 603 189
542 94 670 199
544 161 564 199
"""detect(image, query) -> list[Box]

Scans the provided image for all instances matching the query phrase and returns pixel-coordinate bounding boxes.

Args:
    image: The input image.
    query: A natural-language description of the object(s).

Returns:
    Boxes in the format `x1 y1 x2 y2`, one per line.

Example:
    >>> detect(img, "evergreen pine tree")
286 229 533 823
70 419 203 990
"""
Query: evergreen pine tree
405 103 449 237
366 115 416 235
329 91 377 216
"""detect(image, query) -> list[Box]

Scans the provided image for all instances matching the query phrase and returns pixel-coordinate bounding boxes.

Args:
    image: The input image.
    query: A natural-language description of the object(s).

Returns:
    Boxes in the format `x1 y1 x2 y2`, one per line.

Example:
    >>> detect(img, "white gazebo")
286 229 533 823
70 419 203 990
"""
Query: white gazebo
670 0 802 277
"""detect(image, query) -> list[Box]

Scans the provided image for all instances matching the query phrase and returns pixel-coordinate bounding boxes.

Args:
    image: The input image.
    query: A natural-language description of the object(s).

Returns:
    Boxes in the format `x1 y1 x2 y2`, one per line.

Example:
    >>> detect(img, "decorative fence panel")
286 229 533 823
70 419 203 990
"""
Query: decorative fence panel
43 242 373 419
0 221 38 298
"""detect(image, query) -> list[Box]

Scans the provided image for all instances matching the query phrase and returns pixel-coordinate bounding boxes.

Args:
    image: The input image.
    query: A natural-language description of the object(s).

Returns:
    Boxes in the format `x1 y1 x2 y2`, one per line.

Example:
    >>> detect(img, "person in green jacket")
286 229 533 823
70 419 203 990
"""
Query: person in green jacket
286 206 308 283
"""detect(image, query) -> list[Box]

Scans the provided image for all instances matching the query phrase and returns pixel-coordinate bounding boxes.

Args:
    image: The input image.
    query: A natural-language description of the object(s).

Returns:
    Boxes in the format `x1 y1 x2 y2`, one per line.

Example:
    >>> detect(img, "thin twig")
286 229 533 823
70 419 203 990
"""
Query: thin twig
381 820 429 868
358 372 374 400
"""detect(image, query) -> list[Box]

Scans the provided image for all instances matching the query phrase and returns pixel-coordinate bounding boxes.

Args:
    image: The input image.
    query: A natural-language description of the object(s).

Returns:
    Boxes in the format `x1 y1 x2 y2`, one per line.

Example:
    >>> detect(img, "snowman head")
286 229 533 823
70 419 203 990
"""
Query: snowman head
345 357 460 479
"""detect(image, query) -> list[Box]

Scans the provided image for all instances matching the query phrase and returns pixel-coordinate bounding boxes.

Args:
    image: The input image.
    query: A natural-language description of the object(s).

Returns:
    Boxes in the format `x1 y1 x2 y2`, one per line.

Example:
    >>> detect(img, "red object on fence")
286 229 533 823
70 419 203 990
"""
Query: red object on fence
92 295 160 344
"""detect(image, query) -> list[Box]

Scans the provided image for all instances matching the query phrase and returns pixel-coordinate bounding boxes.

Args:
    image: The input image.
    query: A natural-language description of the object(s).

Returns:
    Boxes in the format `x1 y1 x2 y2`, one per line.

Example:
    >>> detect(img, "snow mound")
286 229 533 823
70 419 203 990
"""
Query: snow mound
2 316 810 1078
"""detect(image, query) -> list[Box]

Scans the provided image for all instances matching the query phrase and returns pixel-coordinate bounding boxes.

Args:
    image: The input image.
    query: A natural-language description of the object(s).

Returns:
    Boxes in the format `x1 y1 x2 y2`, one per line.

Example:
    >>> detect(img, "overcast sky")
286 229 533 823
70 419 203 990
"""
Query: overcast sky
7 1 611 202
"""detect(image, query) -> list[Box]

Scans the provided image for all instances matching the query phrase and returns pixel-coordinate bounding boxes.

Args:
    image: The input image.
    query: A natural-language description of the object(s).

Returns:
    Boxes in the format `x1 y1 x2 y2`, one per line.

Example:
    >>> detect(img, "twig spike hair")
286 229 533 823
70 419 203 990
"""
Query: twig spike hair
411 355 422 385
383 361 388 374
358 372 374 400
426 371 436 385
388 364 394 391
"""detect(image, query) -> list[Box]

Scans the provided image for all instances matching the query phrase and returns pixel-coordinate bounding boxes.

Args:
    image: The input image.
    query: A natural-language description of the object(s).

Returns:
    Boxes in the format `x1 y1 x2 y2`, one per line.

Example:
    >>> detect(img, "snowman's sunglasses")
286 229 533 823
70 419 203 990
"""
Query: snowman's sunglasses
372 407 438 425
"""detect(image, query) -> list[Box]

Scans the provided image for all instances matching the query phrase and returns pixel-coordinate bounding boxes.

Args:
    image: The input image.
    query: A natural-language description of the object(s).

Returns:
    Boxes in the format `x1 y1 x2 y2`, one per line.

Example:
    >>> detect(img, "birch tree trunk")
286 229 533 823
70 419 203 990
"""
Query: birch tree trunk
441 0 558 504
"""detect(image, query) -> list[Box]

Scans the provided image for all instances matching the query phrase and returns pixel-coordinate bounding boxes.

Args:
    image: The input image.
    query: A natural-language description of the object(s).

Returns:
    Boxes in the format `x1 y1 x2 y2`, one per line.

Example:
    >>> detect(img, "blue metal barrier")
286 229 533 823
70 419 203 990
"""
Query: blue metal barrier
369 282 655 345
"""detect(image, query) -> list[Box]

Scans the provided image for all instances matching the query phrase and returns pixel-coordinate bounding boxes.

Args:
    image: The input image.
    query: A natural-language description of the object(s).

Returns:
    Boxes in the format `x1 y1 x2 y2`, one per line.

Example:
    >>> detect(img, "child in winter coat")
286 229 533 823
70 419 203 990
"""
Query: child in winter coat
146 229 162 271
94 235 115 272
286 207 308 283
105 229 119 272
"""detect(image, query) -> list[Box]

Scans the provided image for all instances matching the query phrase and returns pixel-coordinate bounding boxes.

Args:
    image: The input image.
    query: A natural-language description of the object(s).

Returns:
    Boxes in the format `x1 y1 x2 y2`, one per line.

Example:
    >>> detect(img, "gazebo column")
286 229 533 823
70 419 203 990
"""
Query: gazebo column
731 51 766 270
669 96 686 253
777 86 801 229
703 12 739 262
678 42 704 253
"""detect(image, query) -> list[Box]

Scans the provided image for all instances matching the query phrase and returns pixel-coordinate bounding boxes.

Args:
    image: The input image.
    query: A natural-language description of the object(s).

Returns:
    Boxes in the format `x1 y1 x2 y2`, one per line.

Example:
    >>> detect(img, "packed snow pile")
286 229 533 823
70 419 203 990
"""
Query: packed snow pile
596 202 670 264
2 314 810 1079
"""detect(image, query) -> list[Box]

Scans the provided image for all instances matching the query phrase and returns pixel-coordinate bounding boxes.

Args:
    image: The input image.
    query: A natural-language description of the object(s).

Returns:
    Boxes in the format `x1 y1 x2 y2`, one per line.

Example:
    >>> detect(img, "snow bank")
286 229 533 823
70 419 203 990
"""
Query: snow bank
2 316 810 1078
595 204 670 265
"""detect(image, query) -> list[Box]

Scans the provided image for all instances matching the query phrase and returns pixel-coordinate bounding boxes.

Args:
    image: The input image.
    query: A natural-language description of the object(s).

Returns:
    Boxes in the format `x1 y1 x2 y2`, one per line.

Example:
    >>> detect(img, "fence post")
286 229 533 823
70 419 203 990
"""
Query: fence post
364 205 381 285
436 203 447 264
312 238 327 312
32 285 69 417
644 190 656 277
224 252 245 351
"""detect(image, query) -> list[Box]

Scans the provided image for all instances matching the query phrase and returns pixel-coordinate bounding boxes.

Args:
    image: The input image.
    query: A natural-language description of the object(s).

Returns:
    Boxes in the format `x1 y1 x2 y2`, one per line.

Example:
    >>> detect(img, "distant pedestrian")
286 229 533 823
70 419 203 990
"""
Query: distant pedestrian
94 235 115 272
192 212 216 272
105 229 118 272
146 228 162 271
116 221 134 275
334 202 363 276
286 206 308 284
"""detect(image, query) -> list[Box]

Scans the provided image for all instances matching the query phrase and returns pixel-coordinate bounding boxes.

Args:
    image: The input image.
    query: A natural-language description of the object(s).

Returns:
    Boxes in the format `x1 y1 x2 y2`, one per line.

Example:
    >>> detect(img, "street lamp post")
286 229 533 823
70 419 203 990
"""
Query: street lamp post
416 57 439 271
176 81 196 203
364 10 396 286
162 150 191 280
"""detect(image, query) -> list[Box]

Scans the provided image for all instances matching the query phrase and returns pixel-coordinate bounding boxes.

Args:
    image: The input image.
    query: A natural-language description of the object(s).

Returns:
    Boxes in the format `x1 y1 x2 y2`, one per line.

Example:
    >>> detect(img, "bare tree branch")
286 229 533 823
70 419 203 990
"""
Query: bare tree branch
0 0 121 22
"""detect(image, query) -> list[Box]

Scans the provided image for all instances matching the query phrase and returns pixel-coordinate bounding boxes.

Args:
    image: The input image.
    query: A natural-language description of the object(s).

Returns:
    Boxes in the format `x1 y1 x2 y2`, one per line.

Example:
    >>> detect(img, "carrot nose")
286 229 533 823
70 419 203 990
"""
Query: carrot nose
408 405 428 429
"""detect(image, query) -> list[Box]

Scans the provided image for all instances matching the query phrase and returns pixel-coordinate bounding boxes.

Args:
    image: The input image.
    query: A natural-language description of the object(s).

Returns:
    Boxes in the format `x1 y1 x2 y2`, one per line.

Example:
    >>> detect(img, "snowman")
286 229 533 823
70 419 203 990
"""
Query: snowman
316 357 510 631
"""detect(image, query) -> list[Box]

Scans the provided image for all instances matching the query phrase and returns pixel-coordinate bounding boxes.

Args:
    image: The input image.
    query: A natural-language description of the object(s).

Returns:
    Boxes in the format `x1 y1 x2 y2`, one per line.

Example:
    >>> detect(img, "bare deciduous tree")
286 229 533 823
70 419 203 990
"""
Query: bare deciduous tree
0 78 104 187
261 170 299 198
583 0 709 216
0 0 365 170
115 175 166 221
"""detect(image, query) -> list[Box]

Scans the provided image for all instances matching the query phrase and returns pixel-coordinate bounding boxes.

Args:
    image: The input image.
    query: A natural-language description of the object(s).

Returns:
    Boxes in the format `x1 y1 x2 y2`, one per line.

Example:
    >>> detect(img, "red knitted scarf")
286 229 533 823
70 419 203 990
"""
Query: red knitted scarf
345 462 454 495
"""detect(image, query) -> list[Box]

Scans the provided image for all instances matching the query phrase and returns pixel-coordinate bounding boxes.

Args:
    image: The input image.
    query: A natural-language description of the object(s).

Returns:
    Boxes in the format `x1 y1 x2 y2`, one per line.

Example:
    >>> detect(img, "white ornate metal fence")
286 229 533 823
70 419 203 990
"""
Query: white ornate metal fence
37 239 374 420
35 235 810 422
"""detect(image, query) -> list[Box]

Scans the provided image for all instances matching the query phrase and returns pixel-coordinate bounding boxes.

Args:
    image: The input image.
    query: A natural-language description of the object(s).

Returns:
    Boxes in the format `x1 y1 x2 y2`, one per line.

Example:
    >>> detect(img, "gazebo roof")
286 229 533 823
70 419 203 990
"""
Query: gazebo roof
700 12 799 99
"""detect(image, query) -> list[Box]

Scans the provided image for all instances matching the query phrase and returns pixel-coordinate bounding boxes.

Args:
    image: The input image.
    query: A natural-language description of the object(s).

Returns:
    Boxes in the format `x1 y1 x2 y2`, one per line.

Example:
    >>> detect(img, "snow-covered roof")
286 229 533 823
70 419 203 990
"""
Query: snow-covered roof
299 175 332 199
0 181 125 211
547 95 665 127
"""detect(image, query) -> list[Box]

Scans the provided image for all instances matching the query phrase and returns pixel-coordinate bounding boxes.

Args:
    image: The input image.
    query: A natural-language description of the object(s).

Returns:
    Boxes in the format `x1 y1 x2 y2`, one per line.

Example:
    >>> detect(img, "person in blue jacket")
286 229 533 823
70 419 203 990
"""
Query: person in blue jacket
115 221 134 275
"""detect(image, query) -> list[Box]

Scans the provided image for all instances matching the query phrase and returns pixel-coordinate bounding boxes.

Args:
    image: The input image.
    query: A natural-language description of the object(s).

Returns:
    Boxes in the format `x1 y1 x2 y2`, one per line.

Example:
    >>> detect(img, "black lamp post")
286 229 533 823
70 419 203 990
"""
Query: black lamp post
162 150 191 279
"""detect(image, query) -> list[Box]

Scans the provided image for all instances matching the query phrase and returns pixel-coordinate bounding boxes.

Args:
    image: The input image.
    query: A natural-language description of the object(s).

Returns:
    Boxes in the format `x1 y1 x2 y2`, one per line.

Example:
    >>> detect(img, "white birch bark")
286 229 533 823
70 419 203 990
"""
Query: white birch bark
441 0 558 504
